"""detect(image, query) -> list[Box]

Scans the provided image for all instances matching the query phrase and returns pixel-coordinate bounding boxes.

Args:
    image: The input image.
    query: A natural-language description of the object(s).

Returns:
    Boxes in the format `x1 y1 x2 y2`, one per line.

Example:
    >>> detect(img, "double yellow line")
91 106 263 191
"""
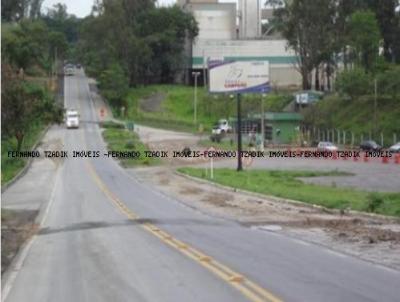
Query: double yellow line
76 74 282 302
86 161 282 302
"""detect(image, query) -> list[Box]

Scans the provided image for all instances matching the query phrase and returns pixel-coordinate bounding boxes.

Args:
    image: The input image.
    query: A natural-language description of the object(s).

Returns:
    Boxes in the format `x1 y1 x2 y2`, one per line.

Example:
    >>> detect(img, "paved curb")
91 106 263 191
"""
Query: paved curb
1 125 51 193
175 171 400 222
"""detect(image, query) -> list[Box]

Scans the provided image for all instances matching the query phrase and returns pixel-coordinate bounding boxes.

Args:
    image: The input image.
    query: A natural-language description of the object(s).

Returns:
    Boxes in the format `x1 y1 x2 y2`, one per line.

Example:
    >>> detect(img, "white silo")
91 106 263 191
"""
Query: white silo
238 0 262 39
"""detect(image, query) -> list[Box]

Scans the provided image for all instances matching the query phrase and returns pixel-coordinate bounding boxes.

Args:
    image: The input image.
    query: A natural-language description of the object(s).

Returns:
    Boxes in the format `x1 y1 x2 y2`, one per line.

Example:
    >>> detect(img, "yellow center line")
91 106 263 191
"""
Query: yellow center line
75 74 282 302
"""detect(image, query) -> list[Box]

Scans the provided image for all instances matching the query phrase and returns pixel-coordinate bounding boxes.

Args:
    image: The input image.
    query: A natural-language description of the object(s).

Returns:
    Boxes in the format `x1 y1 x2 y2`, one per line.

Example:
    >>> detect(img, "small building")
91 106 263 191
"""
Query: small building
230 112 303 145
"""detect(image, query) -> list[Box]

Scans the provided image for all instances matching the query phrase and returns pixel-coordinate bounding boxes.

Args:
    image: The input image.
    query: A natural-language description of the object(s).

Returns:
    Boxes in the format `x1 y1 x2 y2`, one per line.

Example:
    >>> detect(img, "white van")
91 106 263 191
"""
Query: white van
65 109 80 129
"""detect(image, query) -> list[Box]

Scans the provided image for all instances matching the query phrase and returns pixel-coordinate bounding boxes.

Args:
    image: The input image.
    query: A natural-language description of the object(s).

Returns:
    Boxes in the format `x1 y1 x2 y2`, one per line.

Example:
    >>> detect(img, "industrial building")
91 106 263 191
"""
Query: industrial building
179 0 301 88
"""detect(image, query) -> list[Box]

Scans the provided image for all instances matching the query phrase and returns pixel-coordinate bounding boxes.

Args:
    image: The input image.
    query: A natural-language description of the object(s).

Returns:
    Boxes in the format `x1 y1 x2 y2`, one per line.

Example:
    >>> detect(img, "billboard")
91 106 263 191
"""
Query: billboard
208 60 270 94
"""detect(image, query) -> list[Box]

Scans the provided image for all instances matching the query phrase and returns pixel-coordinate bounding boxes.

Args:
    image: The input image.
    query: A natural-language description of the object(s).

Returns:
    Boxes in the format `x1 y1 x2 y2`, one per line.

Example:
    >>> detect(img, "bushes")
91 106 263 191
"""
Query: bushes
335 68 372 100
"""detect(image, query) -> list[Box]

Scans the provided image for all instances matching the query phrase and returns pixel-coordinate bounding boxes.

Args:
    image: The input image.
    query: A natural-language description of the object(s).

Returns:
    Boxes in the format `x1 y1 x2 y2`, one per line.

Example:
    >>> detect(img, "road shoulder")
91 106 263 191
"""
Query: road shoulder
128 165 400 271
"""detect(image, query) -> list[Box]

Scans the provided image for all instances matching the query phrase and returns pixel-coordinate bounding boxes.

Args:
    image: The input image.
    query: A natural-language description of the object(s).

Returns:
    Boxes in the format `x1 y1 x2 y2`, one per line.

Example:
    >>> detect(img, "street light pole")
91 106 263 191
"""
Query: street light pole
261 94 266 152
192 72 200 125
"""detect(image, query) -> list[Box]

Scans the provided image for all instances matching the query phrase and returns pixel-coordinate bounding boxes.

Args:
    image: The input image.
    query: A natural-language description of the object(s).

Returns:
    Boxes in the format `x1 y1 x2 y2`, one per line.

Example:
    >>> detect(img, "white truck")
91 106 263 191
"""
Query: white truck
211 119 232 135
65 109 80 129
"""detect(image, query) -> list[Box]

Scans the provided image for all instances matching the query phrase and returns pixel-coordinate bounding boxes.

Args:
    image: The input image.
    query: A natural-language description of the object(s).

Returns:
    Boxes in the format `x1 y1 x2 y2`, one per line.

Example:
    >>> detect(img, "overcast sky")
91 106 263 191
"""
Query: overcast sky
41 0 247 18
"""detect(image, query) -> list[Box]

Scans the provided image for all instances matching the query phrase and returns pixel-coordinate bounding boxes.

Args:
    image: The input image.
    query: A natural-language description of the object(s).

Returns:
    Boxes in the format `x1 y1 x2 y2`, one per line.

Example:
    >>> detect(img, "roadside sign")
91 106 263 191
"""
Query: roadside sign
204 147 216 179
208 61 270 94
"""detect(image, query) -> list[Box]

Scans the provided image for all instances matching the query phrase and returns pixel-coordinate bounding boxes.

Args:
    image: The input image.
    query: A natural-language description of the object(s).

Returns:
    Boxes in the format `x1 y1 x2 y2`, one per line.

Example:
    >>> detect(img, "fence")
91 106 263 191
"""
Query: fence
301 127 399 148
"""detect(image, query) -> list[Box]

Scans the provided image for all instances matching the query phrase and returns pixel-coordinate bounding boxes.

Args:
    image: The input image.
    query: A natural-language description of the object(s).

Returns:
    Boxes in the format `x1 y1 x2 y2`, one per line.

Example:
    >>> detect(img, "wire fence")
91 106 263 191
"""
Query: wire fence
301 127 399 148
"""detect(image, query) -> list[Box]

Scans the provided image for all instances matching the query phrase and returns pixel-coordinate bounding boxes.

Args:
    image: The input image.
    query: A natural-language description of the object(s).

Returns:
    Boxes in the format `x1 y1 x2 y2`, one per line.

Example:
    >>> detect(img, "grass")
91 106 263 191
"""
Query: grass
120 85 293 133
303 94 400 146
1 121 46 185
178 167 400 217
101 126 161 167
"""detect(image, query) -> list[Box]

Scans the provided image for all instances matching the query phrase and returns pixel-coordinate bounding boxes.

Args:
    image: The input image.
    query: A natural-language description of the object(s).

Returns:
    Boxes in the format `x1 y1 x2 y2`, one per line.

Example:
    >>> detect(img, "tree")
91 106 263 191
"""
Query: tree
1 0 30 22
77 1 198 86
1 66 62 150
335 67 372 100
98 63 129 109
1 20 50 71
274 0 336 90
377 65 400 99
348 10 381 71
366 0 399 63
29 0 44 19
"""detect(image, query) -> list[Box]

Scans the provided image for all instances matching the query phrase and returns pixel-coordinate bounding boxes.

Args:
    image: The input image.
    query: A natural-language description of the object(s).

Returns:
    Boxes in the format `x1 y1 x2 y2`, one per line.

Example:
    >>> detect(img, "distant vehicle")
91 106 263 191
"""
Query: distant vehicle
64 67 74 76
360 140 381 151
211 119 232 135
65 109 80 129
317 141 338 152
76 63 82 69
389 142 400 153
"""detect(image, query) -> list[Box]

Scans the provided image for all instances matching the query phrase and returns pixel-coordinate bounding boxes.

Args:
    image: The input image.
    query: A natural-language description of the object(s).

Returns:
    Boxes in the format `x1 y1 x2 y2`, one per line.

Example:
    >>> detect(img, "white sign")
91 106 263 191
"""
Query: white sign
208 61 270 94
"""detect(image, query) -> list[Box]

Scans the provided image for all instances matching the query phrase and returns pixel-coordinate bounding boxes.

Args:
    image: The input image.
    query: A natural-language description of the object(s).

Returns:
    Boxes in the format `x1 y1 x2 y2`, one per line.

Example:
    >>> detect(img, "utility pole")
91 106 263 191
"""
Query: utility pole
374 78 377 137
192 72 200 125
237 93 243 171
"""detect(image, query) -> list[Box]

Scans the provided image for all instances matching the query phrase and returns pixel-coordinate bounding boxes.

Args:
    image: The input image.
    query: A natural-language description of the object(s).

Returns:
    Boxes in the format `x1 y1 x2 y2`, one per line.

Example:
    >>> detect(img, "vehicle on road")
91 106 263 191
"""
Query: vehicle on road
317 141 338 152
64 67 74 76
389 142 400 153
211 119 232 135
65 109 80 129
359 140 381 151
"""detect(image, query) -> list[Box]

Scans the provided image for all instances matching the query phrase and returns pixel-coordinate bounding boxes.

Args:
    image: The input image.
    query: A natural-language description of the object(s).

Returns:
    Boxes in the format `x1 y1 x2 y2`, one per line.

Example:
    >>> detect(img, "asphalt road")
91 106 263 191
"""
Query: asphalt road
2 70 400 302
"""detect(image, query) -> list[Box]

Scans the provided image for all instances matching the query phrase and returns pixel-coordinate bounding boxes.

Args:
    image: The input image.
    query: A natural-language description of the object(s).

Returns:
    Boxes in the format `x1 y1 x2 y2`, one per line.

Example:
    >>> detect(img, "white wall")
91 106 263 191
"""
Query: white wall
188 3 236 40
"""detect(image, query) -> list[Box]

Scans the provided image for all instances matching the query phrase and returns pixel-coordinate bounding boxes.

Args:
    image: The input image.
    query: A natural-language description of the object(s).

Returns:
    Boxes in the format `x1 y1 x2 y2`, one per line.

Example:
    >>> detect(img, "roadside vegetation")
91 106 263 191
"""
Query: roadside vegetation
178 168 400 217
1 3 78 184
273 1 400 141
101 122 160 167
121 85 293 132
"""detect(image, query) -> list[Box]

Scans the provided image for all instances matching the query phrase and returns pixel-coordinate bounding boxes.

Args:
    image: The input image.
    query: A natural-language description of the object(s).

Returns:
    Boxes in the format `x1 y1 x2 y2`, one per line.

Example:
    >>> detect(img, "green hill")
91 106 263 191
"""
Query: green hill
121 85 292 132
303 94 400 146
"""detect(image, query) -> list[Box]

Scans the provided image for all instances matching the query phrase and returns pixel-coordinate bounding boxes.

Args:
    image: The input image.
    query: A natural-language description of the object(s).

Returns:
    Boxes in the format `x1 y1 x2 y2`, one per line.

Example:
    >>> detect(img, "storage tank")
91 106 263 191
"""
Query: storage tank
238 0 262 39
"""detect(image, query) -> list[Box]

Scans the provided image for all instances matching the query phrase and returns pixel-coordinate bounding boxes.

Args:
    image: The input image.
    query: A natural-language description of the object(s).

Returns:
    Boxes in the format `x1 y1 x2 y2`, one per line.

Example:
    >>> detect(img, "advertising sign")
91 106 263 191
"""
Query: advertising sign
208 60 270 94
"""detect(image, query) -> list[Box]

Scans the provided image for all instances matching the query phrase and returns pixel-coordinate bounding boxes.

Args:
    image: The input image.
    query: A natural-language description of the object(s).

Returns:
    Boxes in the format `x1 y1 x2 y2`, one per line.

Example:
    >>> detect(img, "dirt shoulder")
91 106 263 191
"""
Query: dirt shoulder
131 165 400 270
1 209 38 274
127 123 400 270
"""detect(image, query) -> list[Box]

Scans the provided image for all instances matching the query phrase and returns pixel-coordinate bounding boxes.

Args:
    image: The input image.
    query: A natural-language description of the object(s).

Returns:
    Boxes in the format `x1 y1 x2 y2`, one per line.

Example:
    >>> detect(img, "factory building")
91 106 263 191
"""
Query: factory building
179 0 301 89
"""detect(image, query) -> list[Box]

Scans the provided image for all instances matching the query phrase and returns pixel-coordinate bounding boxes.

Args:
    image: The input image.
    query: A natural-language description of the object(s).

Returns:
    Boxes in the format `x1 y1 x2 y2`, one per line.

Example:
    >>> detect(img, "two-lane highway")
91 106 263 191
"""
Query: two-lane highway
3 70 399 302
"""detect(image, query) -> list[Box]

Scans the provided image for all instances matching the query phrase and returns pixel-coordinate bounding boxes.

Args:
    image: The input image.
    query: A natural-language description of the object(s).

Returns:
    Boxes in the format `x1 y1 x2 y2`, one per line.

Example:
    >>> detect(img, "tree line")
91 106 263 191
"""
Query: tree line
77 0 198 108
270 0 400 93
1 2 79 150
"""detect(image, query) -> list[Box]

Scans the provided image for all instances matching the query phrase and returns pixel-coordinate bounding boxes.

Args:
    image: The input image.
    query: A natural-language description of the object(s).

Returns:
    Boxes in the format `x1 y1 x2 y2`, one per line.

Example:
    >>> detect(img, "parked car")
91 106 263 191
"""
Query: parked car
65 109 80 129
359 140 381 151
211 119 232 135
389 142 400 153
317 141 338 152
